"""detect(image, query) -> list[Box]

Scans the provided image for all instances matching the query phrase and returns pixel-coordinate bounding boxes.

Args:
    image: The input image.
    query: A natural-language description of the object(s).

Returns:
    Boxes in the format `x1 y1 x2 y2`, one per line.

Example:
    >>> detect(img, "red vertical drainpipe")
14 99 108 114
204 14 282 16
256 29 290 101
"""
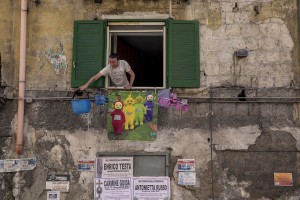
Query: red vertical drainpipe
16 0 27 154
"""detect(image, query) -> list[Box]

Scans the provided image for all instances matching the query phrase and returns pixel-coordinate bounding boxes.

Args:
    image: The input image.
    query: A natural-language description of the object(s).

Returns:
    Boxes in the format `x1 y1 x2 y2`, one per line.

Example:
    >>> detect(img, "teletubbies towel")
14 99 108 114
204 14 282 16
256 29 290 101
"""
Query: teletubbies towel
107 90 158 141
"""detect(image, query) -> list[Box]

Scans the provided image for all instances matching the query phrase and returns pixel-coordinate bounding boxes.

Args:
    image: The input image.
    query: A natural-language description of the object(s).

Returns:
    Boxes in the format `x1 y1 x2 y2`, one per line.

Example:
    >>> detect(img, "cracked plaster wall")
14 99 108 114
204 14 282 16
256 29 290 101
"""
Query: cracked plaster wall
0 0 299 199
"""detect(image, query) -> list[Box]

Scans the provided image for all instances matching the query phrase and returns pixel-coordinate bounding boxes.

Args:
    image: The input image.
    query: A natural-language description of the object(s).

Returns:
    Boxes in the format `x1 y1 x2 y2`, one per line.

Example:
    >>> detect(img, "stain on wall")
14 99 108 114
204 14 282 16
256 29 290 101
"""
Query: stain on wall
36 42 68 74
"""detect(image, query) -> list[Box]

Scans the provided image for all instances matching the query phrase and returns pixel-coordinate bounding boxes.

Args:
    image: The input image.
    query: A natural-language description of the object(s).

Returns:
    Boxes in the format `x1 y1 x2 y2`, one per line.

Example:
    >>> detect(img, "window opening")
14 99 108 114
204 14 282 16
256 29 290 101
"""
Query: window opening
106 22 166 89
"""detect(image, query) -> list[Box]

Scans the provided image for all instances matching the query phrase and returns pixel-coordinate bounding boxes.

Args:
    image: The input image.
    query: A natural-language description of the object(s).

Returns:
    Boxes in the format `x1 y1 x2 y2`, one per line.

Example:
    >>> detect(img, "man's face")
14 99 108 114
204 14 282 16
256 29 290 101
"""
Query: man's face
109 58 118 68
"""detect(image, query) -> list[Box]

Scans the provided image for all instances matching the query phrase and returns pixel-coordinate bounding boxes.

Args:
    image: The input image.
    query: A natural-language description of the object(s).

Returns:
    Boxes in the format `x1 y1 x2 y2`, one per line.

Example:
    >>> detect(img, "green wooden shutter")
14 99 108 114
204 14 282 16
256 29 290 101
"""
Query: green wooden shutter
167 20 200 87
72 20 106 87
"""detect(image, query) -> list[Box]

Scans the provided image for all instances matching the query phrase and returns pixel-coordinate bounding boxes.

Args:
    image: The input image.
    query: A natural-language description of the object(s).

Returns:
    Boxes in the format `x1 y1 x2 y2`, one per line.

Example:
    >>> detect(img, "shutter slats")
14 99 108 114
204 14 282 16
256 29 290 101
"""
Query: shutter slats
168 20 200 88
71 20 105 88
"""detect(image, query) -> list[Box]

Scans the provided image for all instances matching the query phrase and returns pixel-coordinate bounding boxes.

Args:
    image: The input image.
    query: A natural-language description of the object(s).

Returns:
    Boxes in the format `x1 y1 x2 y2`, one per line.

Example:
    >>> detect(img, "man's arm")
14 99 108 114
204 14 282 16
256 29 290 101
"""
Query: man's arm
125 69 135 89
79 72 104 91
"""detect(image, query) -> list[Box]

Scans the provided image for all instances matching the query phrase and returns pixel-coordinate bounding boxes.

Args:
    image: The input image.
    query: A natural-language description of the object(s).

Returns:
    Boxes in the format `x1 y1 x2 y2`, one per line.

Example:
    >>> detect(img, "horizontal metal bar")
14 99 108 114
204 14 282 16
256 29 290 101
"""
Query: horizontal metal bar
179 96 300 99
5 97 300 104
108 22 165 25
219 150 300 153
109 30 163 33
106 86 165 90
203 101 300 103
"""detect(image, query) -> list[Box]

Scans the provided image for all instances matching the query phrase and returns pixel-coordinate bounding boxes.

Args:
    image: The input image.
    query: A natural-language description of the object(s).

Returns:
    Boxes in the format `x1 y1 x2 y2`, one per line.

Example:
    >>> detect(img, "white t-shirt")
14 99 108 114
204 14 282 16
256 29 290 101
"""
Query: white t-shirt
100 60 131 87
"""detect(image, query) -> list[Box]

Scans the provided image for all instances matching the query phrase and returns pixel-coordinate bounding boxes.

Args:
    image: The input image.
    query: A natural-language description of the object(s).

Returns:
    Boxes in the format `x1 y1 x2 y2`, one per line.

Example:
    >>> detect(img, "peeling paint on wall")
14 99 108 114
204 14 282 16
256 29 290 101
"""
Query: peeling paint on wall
213 126 261 150
36 42 68 74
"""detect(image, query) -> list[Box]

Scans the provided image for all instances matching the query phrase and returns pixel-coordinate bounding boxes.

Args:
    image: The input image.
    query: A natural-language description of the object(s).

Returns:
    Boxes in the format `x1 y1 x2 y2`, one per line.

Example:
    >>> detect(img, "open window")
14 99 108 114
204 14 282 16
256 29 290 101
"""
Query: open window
107 22 165 89
72 19 200 89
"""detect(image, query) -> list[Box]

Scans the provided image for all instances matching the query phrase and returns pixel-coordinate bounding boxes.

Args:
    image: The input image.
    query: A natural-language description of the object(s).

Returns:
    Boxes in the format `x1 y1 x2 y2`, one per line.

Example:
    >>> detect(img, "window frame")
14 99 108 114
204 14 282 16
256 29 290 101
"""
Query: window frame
106 22 167 89
96 152 170 177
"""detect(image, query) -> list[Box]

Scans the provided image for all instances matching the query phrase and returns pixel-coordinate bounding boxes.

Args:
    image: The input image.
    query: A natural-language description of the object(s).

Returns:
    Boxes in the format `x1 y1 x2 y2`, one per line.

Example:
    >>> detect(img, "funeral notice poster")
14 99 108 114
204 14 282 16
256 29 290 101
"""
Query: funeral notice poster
132 177 170 200
101 157 133 178
94 178 131 200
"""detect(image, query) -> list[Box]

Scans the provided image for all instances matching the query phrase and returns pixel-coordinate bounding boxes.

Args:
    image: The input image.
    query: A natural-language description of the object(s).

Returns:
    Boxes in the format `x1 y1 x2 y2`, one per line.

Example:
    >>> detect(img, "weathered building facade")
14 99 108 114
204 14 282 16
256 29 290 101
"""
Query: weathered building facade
0 0 300 199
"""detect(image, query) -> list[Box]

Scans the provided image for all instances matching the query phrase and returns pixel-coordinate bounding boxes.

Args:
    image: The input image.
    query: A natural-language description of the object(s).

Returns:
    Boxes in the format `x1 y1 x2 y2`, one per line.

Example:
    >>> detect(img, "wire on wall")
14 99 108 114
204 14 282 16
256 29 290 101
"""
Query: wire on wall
209 86 215 199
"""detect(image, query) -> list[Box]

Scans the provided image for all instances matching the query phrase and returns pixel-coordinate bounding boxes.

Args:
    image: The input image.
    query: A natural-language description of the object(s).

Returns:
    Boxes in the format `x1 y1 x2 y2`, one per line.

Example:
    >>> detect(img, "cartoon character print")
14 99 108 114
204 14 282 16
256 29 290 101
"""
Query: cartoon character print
123 94 136 130
110 97 125 135
144 94 154 123
134 94 146 126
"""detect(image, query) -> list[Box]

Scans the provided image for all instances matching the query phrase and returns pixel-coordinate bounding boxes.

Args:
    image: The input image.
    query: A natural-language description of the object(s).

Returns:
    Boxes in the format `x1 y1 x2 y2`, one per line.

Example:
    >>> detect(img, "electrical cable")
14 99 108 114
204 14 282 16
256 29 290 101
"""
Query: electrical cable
209 87 214 200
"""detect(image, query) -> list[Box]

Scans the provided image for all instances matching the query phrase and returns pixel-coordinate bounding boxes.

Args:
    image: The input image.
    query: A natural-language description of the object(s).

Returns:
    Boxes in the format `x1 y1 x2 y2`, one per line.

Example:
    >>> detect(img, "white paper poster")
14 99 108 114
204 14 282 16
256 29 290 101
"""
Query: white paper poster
94 178 131 200
46 174 70 192
178 172 196 185
1 157 36 172
20 157 37 171
4 159 20 172
0 160 4 172
46 181 70 192
101 157 133 178
132 177 170 200
47 191 60 200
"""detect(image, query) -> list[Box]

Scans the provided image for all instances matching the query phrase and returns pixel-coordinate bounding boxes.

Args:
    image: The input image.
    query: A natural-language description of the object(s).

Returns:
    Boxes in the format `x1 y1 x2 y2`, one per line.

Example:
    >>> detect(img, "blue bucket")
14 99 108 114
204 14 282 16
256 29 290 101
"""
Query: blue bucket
72 90 91 114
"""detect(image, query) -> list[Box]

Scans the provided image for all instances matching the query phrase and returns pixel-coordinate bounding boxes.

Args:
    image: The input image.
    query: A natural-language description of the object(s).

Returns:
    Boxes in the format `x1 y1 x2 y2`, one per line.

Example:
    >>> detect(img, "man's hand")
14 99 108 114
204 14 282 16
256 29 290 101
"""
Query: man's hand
125 85 132 90
79 72 103 91
79 85 87 91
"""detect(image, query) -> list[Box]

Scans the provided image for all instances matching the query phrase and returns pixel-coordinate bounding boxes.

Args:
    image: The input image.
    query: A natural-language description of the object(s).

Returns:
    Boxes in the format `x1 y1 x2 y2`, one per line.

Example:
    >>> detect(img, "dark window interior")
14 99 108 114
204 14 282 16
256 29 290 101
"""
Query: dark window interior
110 34 163 87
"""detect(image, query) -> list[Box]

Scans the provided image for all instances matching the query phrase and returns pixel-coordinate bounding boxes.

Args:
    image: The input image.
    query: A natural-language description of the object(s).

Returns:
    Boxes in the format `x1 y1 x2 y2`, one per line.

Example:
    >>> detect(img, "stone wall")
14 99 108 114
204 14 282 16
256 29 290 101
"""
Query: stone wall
0 0 299 199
